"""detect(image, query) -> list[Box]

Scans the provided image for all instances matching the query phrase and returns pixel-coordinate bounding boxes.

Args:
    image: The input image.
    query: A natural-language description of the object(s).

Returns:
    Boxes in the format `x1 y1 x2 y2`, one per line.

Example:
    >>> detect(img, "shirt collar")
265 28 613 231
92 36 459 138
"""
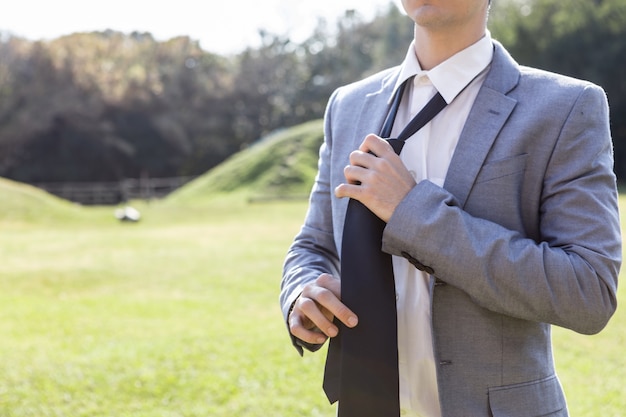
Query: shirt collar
391 31 494 104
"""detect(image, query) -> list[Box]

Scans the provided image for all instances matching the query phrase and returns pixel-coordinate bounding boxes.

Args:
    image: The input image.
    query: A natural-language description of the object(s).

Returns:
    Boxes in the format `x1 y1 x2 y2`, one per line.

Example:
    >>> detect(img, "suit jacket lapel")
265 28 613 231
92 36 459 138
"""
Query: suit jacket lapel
444 41 520 208
351 70 400 149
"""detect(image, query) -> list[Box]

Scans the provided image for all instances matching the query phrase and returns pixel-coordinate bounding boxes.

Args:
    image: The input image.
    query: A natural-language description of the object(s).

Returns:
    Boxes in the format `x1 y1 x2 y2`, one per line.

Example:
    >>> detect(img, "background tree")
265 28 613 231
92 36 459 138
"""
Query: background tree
489 0 626 179
0 1 624 186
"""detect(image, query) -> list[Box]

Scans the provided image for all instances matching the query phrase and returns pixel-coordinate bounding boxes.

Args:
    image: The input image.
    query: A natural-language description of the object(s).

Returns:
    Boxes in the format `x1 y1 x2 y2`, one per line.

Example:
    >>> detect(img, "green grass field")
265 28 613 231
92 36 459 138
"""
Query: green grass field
0 185 624 416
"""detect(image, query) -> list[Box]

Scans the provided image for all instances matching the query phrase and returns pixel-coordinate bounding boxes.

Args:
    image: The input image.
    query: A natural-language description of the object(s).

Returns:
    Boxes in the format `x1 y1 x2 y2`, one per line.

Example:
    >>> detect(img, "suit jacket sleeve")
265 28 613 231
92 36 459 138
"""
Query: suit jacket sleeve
279 89 342 354
382 83 621 334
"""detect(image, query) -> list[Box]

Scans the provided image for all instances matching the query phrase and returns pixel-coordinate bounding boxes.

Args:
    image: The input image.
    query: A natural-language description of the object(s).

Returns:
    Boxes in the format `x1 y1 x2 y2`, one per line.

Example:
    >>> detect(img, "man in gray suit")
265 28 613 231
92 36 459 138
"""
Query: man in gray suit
280 0 621 416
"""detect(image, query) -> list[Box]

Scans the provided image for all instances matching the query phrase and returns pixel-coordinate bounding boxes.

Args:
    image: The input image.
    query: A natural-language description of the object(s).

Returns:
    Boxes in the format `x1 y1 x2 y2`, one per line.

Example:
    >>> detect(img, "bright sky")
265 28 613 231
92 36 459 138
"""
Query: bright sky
2 0 403 55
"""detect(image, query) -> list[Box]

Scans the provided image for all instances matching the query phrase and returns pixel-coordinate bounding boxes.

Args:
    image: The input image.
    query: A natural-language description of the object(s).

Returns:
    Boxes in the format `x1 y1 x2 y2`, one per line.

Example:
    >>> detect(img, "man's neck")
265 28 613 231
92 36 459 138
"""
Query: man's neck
413 26 487 70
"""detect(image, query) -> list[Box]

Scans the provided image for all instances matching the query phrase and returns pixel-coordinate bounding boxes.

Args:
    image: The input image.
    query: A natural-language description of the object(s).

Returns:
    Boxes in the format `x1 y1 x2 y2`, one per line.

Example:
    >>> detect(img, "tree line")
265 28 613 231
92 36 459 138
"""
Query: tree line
0 0 624 186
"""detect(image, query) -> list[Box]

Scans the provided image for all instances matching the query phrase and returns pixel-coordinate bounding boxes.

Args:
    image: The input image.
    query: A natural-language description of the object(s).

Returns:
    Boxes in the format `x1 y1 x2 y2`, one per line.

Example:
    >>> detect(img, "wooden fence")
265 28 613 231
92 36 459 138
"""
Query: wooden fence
35 176 196 205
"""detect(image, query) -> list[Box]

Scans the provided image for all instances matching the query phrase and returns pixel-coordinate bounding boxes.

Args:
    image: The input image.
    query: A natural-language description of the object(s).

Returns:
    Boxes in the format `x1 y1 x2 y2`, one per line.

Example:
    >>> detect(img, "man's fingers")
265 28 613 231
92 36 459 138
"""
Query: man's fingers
343 163 370 185
289 310 329 345
335 133 414 222
348 134 394 171
358 134 394 157
288 274 359 344
299 296 339 337
316 273 340 295
312 274 359 329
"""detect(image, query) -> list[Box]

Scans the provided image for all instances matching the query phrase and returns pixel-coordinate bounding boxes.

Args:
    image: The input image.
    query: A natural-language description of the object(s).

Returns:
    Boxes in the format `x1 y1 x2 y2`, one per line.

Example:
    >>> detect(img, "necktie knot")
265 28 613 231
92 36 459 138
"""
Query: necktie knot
387 138 405 155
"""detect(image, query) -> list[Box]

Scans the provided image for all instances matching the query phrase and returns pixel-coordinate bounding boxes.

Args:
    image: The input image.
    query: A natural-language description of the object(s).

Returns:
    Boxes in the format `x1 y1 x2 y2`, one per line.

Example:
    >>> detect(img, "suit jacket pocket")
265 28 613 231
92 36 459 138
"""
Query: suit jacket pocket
475 153 528 184
488 374 568 417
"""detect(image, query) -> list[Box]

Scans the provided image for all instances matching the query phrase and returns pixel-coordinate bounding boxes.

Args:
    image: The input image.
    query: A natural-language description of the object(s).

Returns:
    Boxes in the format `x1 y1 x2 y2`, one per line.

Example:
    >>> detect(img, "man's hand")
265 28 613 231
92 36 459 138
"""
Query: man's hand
289 273 358 345
335 134 416 222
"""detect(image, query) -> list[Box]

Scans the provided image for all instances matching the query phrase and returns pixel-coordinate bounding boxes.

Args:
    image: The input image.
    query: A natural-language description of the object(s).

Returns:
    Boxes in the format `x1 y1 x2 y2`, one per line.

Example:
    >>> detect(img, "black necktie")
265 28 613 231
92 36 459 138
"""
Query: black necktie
323 80 447 417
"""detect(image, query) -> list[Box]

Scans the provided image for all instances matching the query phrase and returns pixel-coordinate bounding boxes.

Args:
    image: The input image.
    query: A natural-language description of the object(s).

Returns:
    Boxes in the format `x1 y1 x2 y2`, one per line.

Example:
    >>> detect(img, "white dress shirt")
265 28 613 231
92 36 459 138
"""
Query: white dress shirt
389 34 494 417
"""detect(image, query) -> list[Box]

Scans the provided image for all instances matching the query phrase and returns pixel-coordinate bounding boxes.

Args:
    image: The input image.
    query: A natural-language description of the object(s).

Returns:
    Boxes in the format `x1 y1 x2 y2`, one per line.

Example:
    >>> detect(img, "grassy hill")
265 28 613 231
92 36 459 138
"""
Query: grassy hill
0 119 323 223
168 119 324 204
0 176 90 224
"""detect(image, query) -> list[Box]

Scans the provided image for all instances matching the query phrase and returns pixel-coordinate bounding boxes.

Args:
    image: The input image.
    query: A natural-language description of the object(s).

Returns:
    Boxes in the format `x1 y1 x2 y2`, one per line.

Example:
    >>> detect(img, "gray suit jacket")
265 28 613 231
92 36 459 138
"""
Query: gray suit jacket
280 41 621 416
